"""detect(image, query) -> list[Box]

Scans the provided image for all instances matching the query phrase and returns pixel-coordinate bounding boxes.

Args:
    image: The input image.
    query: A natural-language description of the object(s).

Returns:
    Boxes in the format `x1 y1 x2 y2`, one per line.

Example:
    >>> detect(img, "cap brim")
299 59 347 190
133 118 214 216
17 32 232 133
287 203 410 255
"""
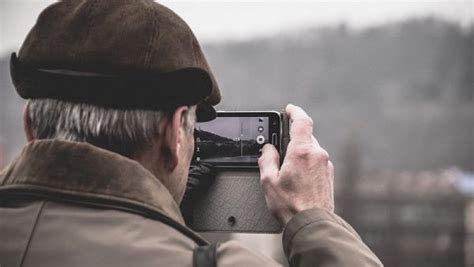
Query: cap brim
10 53 214 112
196 101 216 122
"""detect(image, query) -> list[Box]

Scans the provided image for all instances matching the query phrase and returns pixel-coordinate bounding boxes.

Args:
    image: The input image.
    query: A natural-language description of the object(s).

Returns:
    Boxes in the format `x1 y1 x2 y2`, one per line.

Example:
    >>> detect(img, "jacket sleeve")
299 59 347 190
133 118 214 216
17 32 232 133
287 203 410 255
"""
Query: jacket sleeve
283 208 383 267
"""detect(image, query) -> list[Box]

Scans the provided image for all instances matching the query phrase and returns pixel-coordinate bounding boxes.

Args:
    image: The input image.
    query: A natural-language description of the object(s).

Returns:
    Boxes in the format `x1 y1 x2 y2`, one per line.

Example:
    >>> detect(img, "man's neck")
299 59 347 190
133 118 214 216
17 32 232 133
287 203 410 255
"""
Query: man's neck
134 149 181 204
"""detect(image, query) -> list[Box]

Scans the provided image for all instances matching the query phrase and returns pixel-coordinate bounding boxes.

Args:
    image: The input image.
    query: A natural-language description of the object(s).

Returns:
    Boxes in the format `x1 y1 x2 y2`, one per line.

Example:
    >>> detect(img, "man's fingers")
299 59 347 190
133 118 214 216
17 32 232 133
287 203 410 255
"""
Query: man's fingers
258 144 280 186
189 162 215 177
286 104 314 142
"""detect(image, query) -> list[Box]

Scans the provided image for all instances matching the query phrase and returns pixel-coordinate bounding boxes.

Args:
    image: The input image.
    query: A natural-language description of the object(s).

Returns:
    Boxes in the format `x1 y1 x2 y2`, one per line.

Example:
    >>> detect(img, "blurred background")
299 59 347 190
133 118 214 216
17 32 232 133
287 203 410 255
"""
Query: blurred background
1 0 473 266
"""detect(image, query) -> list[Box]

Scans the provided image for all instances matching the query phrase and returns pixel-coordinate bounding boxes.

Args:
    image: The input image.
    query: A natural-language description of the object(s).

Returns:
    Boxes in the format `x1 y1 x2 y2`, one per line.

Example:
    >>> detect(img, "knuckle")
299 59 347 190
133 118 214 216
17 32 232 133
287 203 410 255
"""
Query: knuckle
293 145 315 158
317 149 330 162
301 117 314 128
293 144 327 161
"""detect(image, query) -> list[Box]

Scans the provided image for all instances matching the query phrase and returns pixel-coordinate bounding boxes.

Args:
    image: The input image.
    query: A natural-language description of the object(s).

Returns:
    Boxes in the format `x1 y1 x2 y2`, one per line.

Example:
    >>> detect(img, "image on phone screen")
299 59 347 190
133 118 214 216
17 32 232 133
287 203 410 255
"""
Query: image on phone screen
193 116 271 165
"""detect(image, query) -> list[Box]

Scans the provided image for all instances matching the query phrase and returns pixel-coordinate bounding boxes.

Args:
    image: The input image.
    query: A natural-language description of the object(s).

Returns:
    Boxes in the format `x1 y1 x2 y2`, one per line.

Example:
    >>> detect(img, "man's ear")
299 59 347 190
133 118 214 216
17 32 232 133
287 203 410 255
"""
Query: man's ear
161 106 190 172
23 102 35 142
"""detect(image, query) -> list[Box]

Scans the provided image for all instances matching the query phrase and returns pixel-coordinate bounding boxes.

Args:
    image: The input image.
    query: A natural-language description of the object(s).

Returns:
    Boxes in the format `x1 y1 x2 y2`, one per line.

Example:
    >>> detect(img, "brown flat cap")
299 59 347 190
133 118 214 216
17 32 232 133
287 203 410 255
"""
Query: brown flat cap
10 0 221 121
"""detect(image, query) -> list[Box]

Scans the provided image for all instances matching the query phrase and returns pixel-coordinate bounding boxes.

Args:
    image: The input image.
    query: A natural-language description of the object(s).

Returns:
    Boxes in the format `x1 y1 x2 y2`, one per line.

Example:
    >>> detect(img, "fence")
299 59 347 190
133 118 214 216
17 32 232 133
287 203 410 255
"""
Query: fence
337 171 469 267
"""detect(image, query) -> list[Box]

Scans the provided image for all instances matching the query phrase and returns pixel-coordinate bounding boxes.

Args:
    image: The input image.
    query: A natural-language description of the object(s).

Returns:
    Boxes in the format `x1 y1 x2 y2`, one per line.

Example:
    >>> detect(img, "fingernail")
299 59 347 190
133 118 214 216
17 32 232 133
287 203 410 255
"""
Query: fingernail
264 144 275 152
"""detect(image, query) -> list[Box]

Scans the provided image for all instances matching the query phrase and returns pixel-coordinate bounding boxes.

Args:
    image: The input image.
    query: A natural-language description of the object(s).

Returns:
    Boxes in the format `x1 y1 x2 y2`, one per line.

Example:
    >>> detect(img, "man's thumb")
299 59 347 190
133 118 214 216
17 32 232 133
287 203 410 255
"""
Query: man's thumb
258 144 281 184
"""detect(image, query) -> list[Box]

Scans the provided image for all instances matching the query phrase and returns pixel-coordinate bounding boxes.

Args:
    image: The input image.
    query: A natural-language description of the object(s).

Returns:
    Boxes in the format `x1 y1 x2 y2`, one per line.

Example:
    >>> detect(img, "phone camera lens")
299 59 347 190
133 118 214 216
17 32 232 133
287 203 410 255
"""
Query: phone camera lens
258 126 264 132
256 135 265 145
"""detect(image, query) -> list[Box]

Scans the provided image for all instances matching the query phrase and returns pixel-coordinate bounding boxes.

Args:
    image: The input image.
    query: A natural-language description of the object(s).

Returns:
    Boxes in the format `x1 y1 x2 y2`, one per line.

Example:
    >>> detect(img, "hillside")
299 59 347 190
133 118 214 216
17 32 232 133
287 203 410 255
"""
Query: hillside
1 17 472 171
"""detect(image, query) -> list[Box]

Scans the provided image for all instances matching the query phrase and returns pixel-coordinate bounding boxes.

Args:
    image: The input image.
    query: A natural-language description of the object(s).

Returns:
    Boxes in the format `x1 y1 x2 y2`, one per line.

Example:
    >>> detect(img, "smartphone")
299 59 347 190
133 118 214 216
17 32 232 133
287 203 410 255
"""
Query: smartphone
192 111 288 167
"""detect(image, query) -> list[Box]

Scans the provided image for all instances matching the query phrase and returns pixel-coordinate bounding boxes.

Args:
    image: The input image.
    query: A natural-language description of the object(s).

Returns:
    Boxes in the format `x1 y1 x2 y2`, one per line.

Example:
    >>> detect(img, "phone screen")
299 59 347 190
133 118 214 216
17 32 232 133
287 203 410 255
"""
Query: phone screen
193 112 281 166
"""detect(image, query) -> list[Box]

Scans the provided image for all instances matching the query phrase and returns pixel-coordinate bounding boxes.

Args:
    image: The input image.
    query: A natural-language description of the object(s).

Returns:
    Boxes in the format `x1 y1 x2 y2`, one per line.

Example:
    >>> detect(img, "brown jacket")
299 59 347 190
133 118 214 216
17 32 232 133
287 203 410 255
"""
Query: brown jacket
0 140 382 266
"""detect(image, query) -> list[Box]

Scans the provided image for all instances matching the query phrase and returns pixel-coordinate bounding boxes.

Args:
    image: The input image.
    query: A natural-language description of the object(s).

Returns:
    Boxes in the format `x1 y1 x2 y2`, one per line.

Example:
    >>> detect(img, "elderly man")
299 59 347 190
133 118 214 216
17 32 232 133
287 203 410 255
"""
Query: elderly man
0 1 381 266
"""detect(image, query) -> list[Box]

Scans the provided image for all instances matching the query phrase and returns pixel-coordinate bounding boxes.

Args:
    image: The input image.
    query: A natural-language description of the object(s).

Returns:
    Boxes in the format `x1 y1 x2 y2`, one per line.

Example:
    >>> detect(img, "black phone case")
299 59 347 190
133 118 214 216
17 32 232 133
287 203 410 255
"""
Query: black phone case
189 113 289 233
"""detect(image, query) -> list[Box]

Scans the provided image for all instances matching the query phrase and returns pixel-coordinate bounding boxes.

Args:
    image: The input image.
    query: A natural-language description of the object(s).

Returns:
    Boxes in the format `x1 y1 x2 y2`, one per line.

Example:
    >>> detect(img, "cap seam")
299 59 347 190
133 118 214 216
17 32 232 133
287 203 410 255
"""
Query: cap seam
187 27 198 66
74 0 99 66
144 3 159 70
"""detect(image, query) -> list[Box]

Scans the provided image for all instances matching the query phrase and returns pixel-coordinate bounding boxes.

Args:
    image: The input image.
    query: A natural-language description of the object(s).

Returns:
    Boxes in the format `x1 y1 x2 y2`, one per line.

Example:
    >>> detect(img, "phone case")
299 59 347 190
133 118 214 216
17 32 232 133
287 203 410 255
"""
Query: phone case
281 112 290 161
188 112 290 233
189 169 282 233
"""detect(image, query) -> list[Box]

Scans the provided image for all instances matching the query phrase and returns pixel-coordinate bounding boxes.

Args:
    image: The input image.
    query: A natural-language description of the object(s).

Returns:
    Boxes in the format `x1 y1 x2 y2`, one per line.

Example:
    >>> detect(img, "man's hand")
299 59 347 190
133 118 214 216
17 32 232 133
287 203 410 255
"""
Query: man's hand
258 104 334 226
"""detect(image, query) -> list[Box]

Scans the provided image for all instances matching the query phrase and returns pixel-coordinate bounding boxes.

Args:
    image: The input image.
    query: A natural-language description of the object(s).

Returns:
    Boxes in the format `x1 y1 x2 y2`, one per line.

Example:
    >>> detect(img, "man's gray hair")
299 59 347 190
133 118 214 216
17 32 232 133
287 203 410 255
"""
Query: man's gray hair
28 99 196 157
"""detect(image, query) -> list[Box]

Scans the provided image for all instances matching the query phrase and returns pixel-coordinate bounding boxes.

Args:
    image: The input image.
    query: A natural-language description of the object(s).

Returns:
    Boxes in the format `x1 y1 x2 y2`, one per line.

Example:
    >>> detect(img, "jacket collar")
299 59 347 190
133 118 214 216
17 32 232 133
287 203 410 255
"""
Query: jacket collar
0 139 185 224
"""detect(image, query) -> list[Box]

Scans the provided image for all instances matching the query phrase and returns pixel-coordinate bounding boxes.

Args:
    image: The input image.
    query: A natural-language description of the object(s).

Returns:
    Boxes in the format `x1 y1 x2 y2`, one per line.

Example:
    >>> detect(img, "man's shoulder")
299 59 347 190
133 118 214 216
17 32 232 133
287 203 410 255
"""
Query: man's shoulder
0 198 197 266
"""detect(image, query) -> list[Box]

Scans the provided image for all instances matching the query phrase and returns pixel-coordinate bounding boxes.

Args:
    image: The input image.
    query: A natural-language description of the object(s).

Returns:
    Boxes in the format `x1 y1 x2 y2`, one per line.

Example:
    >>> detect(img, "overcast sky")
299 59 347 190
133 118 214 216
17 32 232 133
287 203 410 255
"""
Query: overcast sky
0 0 472 55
